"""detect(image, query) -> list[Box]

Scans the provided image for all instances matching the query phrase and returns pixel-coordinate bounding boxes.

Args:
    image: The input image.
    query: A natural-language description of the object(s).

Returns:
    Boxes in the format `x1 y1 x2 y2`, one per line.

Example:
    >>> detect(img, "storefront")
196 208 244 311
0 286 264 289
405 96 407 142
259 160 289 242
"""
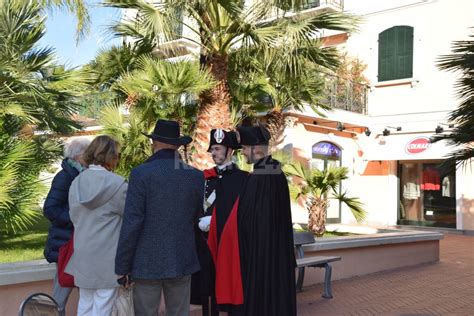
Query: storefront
399 160 456 228
283 111 474 231
364 133 466 229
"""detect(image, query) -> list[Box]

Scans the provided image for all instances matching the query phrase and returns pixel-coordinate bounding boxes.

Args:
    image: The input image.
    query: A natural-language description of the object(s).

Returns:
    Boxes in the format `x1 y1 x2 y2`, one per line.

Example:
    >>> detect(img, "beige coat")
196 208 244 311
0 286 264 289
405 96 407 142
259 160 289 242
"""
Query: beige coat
66 165 127 289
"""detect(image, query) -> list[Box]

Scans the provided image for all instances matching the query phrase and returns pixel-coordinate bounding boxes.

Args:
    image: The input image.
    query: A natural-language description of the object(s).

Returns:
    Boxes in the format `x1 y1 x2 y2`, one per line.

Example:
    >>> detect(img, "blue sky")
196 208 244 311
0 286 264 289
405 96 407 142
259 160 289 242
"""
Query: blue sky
39 3 121 68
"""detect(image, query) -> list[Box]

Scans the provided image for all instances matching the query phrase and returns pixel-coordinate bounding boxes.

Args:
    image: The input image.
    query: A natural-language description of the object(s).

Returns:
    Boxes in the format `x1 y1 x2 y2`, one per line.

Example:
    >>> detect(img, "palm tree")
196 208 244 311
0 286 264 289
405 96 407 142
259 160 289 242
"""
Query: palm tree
0 1 92 134
116 56 215 125
104 0 358 168
283 162 366 237
433 31 474 167
0 0 92 232
99 56 215 170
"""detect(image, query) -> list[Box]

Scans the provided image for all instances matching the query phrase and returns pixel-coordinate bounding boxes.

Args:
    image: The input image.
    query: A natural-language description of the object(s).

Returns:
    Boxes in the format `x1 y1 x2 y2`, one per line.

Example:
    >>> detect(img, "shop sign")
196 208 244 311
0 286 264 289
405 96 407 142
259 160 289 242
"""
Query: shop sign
405 137 431 154
312 142 342 159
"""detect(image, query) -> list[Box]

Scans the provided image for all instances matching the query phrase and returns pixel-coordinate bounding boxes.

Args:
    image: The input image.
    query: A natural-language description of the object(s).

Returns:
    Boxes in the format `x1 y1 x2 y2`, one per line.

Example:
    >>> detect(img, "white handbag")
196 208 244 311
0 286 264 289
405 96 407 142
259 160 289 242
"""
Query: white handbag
112 287 134 316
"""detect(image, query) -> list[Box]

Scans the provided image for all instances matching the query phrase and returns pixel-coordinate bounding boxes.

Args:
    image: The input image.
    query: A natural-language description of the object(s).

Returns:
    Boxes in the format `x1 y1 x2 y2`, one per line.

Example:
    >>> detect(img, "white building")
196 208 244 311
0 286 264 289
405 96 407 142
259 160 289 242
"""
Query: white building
284 0 474 231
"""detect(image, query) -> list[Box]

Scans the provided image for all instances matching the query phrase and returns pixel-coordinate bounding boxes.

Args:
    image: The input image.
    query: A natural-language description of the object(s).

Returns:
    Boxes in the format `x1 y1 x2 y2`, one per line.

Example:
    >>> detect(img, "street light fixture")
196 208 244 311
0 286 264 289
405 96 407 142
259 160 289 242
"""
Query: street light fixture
383 126 402 136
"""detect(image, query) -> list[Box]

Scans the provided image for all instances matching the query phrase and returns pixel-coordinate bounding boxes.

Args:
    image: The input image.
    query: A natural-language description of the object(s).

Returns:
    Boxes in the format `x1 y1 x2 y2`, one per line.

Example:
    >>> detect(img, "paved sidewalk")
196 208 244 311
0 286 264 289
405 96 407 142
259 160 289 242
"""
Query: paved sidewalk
297 234 474 315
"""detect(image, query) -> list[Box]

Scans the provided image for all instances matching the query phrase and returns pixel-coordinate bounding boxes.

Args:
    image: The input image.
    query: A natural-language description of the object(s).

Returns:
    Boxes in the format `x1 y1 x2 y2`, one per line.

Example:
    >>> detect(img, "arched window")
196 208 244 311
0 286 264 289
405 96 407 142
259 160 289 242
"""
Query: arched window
311 141 342 223
378 26 414 81
311 141 342 170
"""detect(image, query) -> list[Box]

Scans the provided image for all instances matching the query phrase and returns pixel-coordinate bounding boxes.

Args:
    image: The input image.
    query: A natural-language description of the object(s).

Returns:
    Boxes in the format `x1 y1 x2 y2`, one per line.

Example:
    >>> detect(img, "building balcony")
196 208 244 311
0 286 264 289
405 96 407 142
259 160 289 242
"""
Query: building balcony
321 74 369 115
301 0 344 11
260 0 344 26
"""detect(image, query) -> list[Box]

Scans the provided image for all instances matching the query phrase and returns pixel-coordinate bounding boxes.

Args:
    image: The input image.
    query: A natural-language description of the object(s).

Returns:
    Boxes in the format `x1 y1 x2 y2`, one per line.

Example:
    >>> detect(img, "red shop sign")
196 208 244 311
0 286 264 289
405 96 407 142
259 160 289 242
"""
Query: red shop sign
405 137 431 154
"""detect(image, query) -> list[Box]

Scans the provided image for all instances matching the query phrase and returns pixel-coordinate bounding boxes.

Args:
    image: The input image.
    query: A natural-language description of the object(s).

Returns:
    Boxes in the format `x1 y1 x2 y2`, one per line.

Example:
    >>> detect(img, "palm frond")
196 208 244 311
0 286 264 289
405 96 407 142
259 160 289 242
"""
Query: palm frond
40 0 91 41
283 161 306 179
99 102 128 143
105 0 179 44
43 66 95 93
335 190 367 223
433 31 474 167
99 104 153 177
0 136 60 233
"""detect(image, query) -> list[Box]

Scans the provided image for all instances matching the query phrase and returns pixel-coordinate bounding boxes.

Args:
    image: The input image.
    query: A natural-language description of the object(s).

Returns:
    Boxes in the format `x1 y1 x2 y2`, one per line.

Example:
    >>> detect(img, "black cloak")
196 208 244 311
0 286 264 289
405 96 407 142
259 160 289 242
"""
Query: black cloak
233 156 297 316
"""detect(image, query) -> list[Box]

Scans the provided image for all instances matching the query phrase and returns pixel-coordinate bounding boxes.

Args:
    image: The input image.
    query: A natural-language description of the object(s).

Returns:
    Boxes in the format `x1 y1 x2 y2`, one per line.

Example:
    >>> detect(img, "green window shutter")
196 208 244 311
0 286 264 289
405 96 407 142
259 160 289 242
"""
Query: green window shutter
396 26 414 79
378 28 397 81
378 26 414 81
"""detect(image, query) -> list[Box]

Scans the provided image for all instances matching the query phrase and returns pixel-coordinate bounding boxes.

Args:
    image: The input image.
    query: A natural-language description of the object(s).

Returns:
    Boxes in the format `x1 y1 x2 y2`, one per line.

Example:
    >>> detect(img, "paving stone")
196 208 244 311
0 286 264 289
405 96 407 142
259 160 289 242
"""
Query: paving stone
296 234 474 315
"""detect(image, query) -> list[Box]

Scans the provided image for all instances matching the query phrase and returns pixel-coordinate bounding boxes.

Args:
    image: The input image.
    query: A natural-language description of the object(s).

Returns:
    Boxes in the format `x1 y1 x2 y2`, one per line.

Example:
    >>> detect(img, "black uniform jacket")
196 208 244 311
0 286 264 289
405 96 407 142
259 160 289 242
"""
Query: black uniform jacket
191 163 248 305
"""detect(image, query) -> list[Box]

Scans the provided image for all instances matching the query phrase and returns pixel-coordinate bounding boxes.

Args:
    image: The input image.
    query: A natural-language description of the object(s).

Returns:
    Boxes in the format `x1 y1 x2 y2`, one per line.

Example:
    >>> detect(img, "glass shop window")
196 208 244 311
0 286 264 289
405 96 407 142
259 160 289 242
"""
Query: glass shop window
399 161 456 228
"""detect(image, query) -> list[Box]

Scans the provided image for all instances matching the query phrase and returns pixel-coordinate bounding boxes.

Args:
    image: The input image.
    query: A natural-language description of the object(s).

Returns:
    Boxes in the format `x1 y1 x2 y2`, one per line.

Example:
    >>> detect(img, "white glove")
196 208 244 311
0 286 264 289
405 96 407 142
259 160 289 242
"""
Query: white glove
198 216 212 232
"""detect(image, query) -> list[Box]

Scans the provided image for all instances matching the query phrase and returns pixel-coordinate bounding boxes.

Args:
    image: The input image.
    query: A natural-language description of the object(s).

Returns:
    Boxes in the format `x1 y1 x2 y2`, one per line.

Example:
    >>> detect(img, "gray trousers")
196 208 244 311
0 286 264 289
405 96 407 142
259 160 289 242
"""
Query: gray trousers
52 270 73 315
133 275 191 316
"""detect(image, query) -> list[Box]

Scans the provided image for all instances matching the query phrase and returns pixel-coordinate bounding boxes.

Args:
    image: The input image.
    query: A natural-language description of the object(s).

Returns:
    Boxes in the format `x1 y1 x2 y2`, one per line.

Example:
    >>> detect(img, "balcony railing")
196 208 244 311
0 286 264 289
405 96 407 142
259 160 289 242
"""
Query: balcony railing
320 74 368 115
302 0 344 11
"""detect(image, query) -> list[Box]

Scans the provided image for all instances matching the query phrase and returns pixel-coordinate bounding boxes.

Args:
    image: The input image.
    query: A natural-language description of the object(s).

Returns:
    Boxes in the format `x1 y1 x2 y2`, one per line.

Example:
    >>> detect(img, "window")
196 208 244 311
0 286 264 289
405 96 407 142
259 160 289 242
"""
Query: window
303 0 320 9
378 26 414 82
398 161 456 228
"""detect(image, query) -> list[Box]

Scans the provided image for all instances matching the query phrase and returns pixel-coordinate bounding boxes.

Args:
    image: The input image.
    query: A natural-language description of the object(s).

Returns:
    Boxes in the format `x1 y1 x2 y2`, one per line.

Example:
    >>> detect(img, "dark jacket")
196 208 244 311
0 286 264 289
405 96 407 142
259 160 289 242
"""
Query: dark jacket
115 149 204 279
43 159 79 263
191 163 248 305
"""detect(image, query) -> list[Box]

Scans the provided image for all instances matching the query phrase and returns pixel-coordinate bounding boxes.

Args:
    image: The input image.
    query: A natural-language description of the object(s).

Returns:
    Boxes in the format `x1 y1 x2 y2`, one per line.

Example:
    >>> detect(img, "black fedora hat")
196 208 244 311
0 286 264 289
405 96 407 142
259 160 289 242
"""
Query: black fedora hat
142 119 192 146
207 129 242 152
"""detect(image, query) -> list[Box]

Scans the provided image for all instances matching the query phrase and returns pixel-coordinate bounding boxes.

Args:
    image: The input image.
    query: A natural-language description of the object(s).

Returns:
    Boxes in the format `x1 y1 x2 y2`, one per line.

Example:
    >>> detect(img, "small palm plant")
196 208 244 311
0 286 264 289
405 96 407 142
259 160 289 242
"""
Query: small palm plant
283 163 366 237
99 57 216 174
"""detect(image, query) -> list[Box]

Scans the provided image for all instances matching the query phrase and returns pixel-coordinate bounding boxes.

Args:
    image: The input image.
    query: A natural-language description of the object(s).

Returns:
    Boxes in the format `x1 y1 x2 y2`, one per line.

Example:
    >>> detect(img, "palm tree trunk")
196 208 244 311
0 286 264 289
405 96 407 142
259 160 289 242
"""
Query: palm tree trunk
265 109 285 152
192 54 232 170
306 195 329 237
175 117 191 164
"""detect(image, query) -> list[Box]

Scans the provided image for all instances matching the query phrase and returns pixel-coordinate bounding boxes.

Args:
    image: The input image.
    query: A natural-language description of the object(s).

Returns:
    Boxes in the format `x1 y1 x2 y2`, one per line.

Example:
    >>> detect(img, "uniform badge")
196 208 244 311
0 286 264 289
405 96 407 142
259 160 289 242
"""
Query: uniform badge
214 129 225 144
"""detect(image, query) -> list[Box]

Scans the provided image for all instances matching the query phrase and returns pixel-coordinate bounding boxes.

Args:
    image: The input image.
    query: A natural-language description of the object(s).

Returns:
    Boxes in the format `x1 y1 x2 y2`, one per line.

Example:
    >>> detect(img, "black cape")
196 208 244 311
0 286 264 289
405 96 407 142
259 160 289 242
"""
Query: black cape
235 156 297 316
191 164 248 307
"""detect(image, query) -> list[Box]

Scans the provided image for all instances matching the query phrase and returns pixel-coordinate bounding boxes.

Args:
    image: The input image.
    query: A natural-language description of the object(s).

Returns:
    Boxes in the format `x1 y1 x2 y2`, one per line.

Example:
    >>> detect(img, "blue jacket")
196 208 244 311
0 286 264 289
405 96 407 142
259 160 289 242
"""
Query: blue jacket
115 149 204 279
43 159 79 263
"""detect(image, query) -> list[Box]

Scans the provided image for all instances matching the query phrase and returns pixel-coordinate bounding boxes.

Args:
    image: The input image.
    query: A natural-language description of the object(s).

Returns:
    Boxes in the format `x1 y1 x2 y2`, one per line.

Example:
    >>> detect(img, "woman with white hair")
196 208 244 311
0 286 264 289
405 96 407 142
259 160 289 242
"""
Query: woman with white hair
43 137 91 315
66 135 127 316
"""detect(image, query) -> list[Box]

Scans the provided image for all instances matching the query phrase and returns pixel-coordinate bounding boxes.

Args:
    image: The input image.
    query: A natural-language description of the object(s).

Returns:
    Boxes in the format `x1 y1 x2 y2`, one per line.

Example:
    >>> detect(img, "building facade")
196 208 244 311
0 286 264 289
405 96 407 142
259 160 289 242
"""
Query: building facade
285 0 474 230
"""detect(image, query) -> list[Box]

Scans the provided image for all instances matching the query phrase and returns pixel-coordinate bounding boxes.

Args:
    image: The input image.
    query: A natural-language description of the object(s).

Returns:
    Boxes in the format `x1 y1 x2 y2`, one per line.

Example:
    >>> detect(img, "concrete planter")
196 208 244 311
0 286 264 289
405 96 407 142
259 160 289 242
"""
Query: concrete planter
0 227 443 315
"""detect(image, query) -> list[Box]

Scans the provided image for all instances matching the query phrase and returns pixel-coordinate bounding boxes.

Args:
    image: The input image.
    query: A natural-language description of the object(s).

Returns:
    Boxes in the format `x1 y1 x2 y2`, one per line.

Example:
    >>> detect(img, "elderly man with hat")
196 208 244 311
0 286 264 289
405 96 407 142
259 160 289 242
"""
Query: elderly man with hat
115 119 204 316
208 124 297 316
191 128 248 316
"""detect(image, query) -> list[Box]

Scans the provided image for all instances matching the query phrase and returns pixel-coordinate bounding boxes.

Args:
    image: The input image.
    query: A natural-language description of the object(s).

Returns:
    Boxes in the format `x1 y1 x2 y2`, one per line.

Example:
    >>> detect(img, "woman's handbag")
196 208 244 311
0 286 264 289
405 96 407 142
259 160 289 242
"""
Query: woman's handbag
57 233 75 288
112 287 134 316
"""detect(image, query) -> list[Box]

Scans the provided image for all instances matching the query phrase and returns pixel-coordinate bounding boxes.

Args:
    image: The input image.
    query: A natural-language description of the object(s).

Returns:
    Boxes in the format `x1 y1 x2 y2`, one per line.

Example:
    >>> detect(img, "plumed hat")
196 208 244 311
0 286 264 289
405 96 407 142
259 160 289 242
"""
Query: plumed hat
207 129 242 152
